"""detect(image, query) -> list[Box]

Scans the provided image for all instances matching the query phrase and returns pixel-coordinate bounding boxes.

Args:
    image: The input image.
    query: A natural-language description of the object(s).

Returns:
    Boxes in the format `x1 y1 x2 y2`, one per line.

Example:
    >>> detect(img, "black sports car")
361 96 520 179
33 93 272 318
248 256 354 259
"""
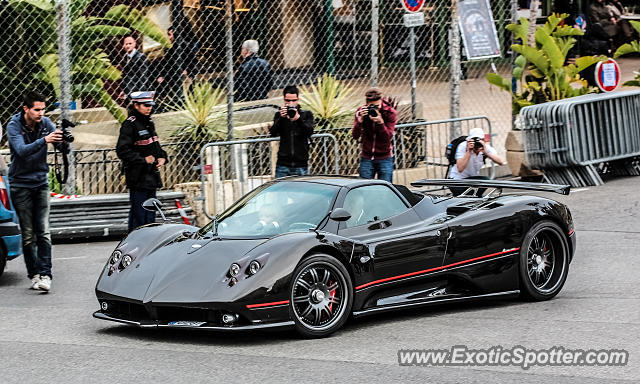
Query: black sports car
94 176 576 338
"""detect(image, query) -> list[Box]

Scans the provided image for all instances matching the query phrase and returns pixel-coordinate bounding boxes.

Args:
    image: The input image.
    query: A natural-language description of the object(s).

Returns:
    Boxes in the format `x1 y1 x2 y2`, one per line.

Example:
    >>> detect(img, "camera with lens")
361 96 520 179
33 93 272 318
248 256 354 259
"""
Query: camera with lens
472 137 484 150
367 104 379 118
60 118 75 143
286 106 297 119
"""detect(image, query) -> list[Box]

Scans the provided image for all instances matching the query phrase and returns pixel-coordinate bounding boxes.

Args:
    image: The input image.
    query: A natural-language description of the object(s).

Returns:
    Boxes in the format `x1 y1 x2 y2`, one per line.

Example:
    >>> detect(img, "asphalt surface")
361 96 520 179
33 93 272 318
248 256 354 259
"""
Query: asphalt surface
1 176 639 383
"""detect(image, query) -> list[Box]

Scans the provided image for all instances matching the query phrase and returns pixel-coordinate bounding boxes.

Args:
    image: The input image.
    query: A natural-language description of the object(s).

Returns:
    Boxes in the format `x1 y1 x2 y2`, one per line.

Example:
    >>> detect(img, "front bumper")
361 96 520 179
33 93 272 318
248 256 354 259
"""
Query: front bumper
93 311 294 331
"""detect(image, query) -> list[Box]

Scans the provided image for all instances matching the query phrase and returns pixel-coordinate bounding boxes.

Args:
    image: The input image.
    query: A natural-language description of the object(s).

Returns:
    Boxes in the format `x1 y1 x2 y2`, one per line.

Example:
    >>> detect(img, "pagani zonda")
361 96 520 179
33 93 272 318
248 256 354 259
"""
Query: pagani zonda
94 176 576 338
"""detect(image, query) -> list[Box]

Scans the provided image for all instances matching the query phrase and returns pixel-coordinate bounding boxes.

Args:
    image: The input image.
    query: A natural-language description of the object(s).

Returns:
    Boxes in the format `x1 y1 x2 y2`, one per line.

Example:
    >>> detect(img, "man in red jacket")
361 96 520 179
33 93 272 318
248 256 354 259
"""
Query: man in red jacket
352 87 397 182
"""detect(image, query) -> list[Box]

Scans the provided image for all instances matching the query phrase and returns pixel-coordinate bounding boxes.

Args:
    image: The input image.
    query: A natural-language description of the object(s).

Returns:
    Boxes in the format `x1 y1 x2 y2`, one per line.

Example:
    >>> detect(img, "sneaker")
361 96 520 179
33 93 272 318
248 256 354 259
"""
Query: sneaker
38 275 51 292
30 274 41 290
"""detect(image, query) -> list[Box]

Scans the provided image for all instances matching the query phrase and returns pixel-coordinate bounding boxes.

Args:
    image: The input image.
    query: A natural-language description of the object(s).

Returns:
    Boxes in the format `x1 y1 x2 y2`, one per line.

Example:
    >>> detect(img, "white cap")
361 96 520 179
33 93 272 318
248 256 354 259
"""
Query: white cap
467 128 485 140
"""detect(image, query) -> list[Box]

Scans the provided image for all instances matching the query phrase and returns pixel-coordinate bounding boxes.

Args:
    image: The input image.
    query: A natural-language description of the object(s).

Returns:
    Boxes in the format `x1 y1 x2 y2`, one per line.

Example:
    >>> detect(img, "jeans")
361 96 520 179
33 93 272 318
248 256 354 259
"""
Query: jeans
275 165 308 178
359 157 394 182
449 175 490 197
10 185 52 278
129 188 157 232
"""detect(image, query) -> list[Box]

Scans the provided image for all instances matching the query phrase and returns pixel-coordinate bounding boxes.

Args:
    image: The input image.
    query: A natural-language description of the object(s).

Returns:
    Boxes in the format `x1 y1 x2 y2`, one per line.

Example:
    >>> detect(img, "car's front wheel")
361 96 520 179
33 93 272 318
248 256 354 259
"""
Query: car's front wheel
289 254 353 338
519 220 570 301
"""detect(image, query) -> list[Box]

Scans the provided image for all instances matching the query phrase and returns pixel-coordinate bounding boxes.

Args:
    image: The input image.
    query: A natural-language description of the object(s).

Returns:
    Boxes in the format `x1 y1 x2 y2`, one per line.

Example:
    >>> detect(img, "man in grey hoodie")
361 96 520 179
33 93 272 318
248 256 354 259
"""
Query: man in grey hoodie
6 91 66 292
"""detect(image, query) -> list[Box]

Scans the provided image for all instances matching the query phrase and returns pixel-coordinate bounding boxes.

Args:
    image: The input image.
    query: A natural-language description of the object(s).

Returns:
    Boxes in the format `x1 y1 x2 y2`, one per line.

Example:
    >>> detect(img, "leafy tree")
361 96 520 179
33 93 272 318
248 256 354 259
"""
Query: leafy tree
4 0 170 124
487 14 603 114
614 20 640 87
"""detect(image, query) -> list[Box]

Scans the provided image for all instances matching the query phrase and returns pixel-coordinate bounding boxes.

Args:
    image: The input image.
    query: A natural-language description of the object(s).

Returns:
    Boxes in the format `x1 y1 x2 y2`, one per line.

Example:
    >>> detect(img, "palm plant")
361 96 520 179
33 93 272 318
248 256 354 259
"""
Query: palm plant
170 81 227 142
7 0 170 123
614 20 640 86
299 74 359 128
487 13 604 114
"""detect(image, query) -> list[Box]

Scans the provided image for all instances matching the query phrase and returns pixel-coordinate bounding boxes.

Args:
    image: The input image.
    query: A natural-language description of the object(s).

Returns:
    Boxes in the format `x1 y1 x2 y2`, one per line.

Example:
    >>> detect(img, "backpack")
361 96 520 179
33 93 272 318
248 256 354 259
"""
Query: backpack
445 135 468 166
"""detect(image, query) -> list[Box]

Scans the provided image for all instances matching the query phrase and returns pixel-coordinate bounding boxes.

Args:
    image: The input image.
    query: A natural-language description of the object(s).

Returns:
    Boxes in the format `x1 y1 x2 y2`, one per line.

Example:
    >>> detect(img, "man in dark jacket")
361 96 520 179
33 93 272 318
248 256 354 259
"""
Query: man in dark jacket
116 91 168 232
156 26 196 109
121 36 150 104
6 91 67 292
235 40 272 101
352 87 397 182
269 85 314 178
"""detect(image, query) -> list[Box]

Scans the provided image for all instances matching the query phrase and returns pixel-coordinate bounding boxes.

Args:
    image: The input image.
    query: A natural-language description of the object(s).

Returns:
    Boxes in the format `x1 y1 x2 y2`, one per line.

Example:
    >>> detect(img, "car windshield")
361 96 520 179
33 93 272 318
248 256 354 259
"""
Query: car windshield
199 181 339 238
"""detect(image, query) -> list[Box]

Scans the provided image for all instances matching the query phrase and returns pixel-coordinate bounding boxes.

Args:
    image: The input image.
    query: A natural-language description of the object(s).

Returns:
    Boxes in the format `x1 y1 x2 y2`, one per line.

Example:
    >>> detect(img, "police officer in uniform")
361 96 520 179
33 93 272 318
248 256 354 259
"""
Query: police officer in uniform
116 91 168 232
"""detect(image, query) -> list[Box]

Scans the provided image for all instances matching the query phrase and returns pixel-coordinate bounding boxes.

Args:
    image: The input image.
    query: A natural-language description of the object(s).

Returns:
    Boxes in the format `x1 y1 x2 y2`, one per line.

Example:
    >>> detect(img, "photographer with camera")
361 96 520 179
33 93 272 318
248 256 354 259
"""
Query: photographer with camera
116 91 168 232
449 128 505 195
6 91 70 292
269 85 314 178
352 87 397 182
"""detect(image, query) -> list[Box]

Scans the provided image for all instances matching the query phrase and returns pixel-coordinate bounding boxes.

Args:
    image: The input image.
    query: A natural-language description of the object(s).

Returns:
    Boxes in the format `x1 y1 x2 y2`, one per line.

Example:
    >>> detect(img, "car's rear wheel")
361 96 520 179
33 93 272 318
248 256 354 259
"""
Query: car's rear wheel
289 254 353 338
519 220 569 301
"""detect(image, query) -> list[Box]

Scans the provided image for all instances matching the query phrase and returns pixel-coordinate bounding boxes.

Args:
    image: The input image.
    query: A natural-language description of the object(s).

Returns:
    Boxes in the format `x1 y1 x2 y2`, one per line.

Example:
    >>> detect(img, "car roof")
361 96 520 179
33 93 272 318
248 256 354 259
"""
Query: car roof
278 175 391 188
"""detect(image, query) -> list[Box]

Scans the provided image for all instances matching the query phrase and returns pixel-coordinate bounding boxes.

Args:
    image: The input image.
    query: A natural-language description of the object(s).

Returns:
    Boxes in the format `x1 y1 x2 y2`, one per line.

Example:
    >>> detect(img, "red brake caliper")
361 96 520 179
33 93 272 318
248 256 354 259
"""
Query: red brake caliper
328 280 336 312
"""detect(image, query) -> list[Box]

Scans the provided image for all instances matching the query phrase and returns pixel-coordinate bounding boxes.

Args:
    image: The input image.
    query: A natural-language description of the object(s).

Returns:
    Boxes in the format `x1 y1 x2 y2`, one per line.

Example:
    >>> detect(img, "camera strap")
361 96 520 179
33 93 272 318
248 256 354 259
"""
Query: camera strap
54 144 69 185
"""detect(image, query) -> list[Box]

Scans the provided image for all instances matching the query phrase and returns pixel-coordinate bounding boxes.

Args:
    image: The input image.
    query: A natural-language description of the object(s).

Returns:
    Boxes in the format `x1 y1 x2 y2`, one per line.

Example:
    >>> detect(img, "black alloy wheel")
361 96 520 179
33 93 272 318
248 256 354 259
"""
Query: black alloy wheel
519 220 570 301
289 254 353 338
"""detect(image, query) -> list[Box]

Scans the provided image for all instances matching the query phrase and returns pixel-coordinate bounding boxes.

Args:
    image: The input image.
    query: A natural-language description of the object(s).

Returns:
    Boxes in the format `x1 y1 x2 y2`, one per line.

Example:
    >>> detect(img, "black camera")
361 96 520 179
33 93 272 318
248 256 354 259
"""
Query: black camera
472 137 483 150
60 118 75 143
286 106 297 119
367 104 378 118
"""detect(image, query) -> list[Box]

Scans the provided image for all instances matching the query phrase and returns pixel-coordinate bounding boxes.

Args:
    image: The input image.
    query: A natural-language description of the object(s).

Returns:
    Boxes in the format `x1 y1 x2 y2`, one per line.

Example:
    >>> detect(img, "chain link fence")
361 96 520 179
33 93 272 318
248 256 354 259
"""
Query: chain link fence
0 0 517 196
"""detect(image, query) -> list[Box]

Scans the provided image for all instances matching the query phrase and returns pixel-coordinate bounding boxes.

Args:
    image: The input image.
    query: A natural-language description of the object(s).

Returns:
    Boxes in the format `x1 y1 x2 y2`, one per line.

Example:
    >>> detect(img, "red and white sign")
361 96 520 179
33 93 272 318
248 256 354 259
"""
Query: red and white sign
595 58 621 92
401 0 425 13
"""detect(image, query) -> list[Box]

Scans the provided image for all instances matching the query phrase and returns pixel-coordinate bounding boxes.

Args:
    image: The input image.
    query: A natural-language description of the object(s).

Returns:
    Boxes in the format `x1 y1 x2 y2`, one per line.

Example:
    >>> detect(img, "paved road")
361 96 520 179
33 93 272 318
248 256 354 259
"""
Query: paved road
1 177 639 383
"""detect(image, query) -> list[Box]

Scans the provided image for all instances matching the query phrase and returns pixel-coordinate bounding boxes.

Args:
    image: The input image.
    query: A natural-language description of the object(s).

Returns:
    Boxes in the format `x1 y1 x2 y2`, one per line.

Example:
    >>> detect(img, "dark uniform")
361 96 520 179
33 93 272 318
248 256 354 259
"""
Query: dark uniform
116 92 168 232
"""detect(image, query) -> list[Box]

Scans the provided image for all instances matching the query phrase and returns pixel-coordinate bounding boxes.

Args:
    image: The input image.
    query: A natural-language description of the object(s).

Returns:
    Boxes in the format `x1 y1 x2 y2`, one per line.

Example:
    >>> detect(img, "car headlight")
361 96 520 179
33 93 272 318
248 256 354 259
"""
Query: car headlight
110 250 122 264
229 263 241 277
121 255 133 268
247 260 261 275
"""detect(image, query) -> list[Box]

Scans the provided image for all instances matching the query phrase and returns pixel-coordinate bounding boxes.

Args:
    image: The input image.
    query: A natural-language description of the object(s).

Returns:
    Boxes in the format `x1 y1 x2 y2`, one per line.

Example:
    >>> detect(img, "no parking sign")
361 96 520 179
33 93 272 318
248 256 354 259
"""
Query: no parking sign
595 58 621 92
401 0 425 13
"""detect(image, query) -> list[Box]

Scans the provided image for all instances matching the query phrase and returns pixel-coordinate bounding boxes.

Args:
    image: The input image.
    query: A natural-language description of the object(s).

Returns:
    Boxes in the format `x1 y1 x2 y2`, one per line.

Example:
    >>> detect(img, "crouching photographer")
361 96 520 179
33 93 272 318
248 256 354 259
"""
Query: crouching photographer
449 128 505 196
352 87 397 182
269 85 314 178
6 91 71 292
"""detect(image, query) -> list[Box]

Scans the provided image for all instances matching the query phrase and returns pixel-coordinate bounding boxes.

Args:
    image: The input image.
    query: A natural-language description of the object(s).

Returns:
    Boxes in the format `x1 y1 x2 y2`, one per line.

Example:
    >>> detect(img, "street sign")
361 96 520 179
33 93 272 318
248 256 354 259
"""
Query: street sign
458 0 501 60
403 12 425 28
401 0 425 13
595 58 621 92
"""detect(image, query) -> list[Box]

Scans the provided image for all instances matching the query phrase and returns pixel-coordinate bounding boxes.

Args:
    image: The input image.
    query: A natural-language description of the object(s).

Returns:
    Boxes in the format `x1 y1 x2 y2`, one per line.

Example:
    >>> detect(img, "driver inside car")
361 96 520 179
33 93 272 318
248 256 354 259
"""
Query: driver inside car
252 204 281 234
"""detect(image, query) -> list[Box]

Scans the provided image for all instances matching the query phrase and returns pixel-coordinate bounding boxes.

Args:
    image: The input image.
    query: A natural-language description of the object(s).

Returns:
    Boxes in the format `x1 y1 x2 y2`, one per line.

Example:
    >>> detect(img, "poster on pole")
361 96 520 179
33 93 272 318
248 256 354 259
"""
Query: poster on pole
457 0 501 60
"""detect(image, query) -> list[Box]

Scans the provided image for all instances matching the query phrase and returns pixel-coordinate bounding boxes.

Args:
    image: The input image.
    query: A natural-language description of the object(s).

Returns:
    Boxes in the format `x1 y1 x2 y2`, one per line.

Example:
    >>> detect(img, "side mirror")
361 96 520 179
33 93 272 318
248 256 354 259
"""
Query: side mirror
142 198 167 221
329 208 351 222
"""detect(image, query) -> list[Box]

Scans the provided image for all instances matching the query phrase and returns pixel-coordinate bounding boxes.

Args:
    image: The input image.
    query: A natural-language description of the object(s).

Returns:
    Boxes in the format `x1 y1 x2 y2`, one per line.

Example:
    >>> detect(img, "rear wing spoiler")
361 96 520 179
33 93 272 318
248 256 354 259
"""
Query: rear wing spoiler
410 179 570 196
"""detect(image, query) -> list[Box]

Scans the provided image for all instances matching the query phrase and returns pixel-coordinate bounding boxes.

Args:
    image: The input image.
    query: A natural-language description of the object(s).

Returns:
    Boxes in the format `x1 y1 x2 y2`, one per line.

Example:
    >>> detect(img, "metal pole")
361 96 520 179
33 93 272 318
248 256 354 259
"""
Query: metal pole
449 0 461 138
371 0 379 86
325 0 335 75
225 0 234 140
55 0 76 194
510 0 518 124
409 26 417 121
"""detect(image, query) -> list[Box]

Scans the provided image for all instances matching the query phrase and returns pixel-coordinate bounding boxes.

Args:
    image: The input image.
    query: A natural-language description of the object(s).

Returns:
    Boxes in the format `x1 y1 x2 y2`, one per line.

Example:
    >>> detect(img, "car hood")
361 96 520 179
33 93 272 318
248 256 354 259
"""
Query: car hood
96 234 265 304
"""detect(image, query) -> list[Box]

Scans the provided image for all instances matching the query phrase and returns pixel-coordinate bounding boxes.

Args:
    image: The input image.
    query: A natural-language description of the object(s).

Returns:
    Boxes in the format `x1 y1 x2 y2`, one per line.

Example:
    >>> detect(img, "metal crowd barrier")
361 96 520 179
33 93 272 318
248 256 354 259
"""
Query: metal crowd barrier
199 133 339 219
199 116 495 218
520 90 640 187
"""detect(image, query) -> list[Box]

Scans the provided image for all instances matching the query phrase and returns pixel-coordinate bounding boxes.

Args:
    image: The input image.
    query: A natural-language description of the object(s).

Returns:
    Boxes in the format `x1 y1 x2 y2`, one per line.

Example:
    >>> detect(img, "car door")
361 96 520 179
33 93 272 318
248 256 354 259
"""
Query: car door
337 185 448 301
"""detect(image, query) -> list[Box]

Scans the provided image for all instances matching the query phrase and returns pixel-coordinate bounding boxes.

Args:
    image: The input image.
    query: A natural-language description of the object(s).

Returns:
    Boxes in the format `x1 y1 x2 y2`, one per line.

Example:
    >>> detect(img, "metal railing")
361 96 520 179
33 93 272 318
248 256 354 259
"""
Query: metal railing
520 90 640 187
199 115 494 218
199 133 339 219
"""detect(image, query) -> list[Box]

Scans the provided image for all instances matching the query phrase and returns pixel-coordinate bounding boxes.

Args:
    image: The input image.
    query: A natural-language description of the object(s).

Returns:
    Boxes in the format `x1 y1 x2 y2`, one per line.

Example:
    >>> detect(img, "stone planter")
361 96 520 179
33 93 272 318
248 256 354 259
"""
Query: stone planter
505 130 542 178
